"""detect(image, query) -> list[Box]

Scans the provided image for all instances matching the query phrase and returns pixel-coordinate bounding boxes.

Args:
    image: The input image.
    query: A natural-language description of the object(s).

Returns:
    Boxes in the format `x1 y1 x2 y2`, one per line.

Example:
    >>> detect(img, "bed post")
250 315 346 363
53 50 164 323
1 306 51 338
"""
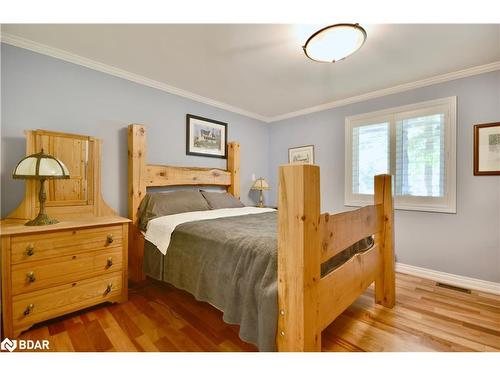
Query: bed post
227 142 240 199
128 124 147 283
277 164 321 352
374 174 396 307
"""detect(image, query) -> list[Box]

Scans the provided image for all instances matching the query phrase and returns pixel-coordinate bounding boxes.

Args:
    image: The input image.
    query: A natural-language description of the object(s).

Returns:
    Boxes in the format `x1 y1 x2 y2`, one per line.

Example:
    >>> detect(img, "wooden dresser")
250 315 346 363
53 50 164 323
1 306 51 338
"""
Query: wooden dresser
1 129 130 339
1 217 129 338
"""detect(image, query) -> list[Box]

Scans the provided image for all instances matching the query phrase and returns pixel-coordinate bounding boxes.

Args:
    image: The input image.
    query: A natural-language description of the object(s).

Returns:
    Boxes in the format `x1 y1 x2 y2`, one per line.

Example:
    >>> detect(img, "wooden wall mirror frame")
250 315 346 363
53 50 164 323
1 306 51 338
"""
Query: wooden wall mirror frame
7 129 116 221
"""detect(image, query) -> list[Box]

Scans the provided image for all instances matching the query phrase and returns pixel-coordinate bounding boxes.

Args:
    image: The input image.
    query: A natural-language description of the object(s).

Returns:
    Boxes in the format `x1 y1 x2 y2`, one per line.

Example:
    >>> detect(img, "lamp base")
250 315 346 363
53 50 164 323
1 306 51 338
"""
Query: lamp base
25 213 59 226
24 178 59 226
258 190 264 208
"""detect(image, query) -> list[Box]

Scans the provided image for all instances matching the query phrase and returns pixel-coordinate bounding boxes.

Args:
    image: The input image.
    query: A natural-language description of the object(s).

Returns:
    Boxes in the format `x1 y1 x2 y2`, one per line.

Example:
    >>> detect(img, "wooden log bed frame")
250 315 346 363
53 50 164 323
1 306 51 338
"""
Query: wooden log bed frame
128 124 395 352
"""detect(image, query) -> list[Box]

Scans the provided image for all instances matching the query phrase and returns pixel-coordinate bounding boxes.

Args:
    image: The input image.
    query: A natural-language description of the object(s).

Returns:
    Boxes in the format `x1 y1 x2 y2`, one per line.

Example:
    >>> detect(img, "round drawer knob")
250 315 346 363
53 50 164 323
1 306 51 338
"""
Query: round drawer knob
106 234 114 244
104 283 113 295
24 303 34 316
106 257 113 268
26 272 36 283
26 245 35 257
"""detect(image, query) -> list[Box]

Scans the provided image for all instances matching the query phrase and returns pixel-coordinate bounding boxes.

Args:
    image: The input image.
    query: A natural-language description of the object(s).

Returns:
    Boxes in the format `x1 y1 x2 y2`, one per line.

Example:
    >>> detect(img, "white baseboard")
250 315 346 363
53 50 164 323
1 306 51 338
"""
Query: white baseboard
396 262 500 296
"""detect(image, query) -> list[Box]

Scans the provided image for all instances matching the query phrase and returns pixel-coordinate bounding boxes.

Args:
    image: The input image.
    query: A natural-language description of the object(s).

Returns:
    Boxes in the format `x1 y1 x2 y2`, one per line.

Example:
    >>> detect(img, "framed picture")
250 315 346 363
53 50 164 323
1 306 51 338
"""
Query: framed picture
474 122 500 175
186 114 227 159
288 145 315 165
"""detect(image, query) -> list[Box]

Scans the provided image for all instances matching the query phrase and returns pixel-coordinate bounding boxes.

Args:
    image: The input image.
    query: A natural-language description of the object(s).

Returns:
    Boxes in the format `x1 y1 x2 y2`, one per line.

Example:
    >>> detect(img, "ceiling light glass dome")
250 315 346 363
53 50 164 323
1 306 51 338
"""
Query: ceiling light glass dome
303 23 367 63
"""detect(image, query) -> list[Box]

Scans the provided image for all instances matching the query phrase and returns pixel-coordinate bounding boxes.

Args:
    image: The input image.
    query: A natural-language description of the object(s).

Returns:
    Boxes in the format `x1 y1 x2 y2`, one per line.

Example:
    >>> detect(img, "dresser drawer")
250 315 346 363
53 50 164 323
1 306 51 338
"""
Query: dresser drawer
11 248 123 295
12 272 122 330
10 225 123 264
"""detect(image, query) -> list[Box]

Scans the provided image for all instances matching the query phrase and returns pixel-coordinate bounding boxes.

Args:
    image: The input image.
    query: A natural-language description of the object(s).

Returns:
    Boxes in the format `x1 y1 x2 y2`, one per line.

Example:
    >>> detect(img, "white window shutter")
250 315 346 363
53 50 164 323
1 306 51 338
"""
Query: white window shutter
345 97 456 213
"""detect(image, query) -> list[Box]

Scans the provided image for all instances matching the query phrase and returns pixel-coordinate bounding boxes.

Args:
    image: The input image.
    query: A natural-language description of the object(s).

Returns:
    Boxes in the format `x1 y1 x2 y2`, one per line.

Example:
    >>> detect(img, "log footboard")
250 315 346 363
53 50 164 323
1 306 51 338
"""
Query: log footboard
277 165 395 351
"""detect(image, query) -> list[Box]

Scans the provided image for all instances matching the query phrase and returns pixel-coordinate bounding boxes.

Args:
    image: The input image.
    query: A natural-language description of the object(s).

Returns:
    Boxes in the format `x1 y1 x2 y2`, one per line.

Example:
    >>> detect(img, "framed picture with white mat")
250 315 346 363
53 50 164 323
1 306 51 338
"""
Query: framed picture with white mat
474 122 500 176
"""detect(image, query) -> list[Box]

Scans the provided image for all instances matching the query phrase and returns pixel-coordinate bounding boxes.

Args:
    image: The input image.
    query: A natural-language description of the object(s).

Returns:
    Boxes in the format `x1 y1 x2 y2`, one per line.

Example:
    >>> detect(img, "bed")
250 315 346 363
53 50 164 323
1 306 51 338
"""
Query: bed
128 124 395 352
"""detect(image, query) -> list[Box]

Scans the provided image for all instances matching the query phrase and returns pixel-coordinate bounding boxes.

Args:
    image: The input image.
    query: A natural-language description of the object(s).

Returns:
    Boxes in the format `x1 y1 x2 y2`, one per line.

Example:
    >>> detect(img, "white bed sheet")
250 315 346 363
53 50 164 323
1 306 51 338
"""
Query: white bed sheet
144 207 276 255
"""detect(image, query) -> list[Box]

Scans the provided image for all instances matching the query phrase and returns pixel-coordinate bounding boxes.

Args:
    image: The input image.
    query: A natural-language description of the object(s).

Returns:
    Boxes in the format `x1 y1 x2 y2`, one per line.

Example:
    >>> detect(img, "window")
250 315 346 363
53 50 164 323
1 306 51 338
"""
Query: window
345 97 456 213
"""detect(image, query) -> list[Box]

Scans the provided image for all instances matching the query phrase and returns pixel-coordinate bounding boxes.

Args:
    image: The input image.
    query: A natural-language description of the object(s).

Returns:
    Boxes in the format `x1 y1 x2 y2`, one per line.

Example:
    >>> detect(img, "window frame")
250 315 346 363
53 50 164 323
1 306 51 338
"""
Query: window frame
345 96 457 213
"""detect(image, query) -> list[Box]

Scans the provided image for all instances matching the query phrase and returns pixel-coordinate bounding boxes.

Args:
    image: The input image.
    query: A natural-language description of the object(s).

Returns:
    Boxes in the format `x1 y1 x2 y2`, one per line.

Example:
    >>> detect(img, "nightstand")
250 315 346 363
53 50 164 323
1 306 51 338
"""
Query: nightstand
1 216 129 338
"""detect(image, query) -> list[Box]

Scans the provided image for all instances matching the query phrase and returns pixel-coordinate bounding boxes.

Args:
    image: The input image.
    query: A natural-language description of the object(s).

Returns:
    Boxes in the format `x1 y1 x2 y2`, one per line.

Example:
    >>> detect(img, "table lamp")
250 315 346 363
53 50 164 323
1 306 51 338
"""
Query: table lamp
13 150 70 226
251 177 270 208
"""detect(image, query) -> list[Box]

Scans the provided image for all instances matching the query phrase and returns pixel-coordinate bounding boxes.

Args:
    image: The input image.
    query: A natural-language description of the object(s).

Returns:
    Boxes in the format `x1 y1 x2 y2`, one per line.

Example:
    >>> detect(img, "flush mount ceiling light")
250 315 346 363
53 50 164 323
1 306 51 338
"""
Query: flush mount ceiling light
303 23 367 63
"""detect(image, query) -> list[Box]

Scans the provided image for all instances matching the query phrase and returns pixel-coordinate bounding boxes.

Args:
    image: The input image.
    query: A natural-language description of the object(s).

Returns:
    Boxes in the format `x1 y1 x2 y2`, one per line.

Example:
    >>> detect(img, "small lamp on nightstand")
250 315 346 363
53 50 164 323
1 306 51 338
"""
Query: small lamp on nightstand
251 177 270 208
13 150 70 226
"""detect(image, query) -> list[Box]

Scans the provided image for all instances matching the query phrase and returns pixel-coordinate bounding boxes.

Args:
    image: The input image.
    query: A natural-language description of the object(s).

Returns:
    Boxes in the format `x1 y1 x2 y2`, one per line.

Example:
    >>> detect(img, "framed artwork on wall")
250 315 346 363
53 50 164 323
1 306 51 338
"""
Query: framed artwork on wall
186 114 227 159
474 122 500 176
288 145 315 165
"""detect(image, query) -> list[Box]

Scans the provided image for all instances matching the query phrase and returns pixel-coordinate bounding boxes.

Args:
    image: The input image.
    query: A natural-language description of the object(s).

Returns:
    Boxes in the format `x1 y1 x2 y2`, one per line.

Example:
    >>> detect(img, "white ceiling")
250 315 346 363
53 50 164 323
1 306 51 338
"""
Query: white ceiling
2 24 500 121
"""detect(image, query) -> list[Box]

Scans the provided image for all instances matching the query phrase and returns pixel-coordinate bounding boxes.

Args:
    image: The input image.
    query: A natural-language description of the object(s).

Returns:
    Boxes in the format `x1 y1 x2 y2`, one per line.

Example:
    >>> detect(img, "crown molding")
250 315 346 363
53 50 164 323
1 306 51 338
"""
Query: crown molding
268 60 500 122
2 32 499 124
0 33 269 123
396 262 500 295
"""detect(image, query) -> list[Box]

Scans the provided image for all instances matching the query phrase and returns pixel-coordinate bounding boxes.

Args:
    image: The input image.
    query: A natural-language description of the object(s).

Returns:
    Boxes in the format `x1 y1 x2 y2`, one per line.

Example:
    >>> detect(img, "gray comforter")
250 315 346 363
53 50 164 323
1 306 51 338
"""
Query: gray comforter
146 211 278 351
143 210 373 351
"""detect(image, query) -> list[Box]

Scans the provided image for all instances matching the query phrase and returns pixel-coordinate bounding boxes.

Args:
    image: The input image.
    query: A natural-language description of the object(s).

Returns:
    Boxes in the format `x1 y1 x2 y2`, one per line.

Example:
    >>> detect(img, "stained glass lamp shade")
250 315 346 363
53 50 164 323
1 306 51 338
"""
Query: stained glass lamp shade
13 151 70 226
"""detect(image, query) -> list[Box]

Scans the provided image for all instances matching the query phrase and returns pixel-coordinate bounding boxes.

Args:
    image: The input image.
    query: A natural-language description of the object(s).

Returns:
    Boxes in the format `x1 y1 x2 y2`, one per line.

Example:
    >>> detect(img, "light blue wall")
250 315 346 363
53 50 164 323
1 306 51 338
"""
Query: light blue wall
269 71 500 282
1 43 499 282
1 44 271 217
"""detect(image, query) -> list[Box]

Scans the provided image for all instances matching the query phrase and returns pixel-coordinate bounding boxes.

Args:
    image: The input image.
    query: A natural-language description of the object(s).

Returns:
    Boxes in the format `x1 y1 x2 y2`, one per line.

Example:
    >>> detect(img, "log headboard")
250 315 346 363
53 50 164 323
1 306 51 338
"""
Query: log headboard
127 124 240 225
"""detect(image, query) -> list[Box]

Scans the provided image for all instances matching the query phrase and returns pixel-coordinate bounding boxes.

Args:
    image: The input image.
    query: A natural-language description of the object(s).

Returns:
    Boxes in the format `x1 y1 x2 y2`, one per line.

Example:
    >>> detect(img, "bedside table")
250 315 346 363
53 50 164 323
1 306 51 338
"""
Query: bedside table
1 216 129 338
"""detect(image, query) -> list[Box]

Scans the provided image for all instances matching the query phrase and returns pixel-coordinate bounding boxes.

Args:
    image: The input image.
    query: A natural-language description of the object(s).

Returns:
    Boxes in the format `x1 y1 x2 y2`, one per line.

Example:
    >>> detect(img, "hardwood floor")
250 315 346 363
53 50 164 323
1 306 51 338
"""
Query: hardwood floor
16 273 500 352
